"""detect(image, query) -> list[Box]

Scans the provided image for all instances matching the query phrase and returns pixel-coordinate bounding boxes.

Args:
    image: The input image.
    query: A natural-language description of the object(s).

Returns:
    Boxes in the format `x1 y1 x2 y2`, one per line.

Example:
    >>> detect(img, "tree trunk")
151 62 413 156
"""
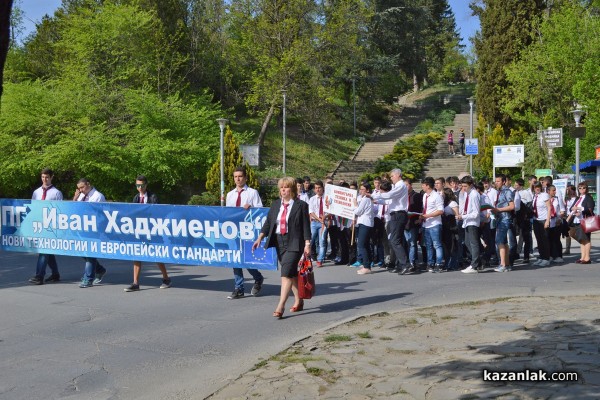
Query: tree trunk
0 0 14 108
257 102 276 160
413 72 419 92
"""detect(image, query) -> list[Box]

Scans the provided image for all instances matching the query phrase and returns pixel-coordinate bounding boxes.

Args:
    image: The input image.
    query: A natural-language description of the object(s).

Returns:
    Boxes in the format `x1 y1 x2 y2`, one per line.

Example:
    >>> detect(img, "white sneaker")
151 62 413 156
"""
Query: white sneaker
533 259 543 266
539 259 551 267
461 266 478 274
357 267 372 275
553 257 564 263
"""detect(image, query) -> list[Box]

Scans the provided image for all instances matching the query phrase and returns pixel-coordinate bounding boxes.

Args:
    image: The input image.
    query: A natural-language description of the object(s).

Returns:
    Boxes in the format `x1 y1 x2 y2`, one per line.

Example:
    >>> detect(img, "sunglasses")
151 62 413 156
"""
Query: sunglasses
136 184 146 188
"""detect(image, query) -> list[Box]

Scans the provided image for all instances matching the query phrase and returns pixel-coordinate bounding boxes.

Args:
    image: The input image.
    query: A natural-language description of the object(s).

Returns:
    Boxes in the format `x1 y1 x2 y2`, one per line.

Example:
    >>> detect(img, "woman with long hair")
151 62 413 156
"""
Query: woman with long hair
252 177 311 319
567 182 595 264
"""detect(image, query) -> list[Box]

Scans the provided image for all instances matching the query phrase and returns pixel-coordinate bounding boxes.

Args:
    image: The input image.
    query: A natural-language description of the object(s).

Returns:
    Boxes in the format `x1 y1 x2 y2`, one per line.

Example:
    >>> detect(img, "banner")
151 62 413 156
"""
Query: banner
323 185 357 219
0 200 277 270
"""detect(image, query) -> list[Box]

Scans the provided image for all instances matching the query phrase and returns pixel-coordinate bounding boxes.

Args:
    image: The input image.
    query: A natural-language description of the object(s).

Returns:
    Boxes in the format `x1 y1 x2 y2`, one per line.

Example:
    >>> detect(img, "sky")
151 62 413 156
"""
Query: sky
16 0 480 51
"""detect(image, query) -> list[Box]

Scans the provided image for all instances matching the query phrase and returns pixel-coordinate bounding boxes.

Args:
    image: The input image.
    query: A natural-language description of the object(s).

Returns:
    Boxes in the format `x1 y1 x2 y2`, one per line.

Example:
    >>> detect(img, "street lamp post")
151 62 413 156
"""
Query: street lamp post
571 106 583 185
217 118 228 207
468 97 475 176
352 78 356 137
281 90 287 175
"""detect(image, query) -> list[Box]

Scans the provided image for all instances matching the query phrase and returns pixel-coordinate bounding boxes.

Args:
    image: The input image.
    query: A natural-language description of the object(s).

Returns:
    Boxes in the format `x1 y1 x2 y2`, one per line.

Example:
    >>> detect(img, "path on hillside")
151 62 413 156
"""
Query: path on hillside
332 93 478 184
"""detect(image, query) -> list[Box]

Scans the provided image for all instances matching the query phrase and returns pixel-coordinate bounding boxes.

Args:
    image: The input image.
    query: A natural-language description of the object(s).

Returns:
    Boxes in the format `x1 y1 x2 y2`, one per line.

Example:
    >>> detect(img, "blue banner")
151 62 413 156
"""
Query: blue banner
0 199 277 270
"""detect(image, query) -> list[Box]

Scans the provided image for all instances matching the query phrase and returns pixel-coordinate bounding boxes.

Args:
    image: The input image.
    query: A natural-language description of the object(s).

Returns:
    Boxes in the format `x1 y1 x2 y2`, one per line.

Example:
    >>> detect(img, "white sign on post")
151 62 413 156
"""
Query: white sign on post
493 145 525 168
323 184 357 220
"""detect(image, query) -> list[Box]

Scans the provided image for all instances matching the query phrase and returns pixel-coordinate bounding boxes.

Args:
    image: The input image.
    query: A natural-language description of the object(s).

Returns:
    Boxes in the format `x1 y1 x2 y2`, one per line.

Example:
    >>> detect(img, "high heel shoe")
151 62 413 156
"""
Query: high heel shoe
273 310 284 319
290 300 304 313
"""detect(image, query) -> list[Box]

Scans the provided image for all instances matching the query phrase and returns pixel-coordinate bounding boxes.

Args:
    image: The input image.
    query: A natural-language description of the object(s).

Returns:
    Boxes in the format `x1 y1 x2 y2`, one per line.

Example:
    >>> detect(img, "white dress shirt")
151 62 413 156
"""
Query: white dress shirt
371 180 408 212
76 188 105 202
459 187 481 227
32 186 63 201
226 185 263 208
422 191 443 228
354 196 374 227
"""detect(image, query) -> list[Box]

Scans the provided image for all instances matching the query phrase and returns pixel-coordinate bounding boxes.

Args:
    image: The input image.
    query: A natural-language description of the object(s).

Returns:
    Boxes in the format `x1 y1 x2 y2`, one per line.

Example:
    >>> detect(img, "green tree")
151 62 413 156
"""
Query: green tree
471 0 545 127
0 0 14 105
205 125 259 203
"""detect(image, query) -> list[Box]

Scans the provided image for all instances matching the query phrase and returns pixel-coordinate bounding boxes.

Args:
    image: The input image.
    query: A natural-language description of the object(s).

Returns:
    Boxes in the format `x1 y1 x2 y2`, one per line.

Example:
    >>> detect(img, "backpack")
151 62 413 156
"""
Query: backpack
517 201 534 222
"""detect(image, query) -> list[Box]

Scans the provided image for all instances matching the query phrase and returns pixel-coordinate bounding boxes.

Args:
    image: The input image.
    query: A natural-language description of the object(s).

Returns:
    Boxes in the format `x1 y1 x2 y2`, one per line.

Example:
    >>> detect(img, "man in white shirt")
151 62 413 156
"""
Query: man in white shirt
457 176 482 273
308 180 328 267
74 178 107 287
370 168 409 272
29 168 63 285
420 177 444 273
226 167 264 299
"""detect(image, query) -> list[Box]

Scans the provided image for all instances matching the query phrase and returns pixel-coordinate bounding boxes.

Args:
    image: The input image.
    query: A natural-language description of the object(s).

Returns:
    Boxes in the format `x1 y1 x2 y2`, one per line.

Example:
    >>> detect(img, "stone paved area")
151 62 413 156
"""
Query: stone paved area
208 296 600 399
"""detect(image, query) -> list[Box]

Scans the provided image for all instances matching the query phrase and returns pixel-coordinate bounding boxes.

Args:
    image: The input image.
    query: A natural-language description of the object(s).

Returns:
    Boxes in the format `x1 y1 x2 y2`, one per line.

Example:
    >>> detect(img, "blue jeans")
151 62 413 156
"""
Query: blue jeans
233 268 263 291
310 221 328 262
423 225 444 265
404 226 419 264
495 218 512 245
36 253 59 278
356 224 372 267
82 257 98 282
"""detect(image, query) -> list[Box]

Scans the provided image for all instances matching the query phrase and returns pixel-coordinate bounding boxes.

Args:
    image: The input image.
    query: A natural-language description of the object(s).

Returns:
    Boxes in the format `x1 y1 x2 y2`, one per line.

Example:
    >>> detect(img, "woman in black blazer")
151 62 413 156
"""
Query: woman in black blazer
252 177 311 318
568 182 596 263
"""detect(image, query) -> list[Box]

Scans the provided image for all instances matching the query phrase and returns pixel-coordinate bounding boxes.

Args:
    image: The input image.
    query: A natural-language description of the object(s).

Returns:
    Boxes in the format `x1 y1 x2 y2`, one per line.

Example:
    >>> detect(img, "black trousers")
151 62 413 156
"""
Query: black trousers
387 211 408 267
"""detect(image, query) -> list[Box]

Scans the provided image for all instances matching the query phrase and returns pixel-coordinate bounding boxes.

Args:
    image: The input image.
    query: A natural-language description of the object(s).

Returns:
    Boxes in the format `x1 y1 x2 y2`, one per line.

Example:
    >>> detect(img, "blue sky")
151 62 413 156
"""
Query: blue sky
17 0 480 50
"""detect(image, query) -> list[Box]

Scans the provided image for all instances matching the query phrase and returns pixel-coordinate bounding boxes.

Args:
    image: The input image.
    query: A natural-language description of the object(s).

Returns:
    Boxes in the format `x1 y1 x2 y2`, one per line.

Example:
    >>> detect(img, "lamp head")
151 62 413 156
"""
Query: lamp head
467 97 475 107
217 118 228 130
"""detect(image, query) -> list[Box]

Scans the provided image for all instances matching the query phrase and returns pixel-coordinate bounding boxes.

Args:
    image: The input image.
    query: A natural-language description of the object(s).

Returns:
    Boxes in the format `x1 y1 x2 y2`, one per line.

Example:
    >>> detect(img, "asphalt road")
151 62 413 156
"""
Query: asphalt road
1 245 600 400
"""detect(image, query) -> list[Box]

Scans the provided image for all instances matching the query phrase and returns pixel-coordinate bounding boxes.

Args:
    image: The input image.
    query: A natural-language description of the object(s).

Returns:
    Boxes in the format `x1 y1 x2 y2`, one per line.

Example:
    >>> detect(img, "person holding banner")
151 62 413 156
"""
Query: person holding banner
308 181 328 267
74 178 107 288
252 177 311 319
28 168 63 285
226 167 264 299
354 183 374 275
124 175 172 292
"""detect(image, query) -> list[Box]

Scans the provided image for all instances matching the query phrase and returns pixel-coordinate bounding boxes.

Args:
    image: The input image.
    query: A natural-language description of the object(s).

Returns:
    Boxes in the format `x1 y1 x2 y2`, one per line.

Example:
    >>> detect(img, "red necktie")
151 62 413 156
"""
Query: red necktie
572 196 583 212
463 192 469 214
533 195 538 217
423 194 428 214
42 186 50 200
280 203 289 234
139 195 144 204
381 204 386 217
236 189 244 207
550 198 556 217
319 197 323 218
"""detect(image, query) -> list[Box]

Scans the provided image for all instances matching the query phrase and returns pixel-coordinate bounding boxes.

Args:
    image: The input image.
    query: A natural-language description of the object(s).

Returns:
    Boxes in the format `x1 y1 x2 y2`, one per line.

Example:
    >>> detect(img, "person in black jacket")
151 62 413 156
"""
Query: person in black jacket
568 182 596 264
252 177 311 319
124 175 172 292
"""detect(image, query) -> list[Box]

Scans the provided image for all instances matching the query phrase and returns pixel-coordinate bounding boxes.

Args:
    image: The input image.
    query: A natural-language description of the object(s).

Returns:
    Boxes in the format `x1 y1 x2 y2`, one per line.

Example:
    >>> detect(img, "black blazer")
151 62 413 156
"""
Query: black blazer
132 191 159 204
261 199 311 252
570 195 595 218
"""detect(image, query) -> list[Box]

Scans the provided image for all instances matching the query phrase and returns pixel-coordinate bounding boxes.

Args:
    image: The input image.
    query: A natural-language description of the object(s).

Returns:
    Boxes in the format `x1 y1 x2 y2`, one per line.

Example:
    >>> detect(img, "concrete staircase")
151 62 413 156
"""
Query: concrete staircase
416 113 478 191
332 104 431 183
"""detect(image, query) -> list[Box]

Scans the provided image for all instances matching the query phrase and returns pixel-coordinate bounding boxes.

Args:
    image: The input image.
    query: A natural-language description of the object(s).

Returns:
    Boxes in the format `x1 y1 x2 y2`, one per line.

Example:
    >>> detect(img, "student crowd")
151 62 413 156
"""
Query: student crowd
300 171 596 276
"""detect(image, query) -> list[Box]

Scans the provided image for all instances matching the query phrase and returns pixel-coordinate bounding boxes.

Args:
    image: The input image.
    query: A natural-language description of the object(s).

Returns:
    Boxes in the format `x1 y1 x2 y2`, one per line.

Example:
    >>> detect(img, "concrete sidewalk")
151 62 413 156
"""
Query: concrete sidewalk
208 295 600 399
